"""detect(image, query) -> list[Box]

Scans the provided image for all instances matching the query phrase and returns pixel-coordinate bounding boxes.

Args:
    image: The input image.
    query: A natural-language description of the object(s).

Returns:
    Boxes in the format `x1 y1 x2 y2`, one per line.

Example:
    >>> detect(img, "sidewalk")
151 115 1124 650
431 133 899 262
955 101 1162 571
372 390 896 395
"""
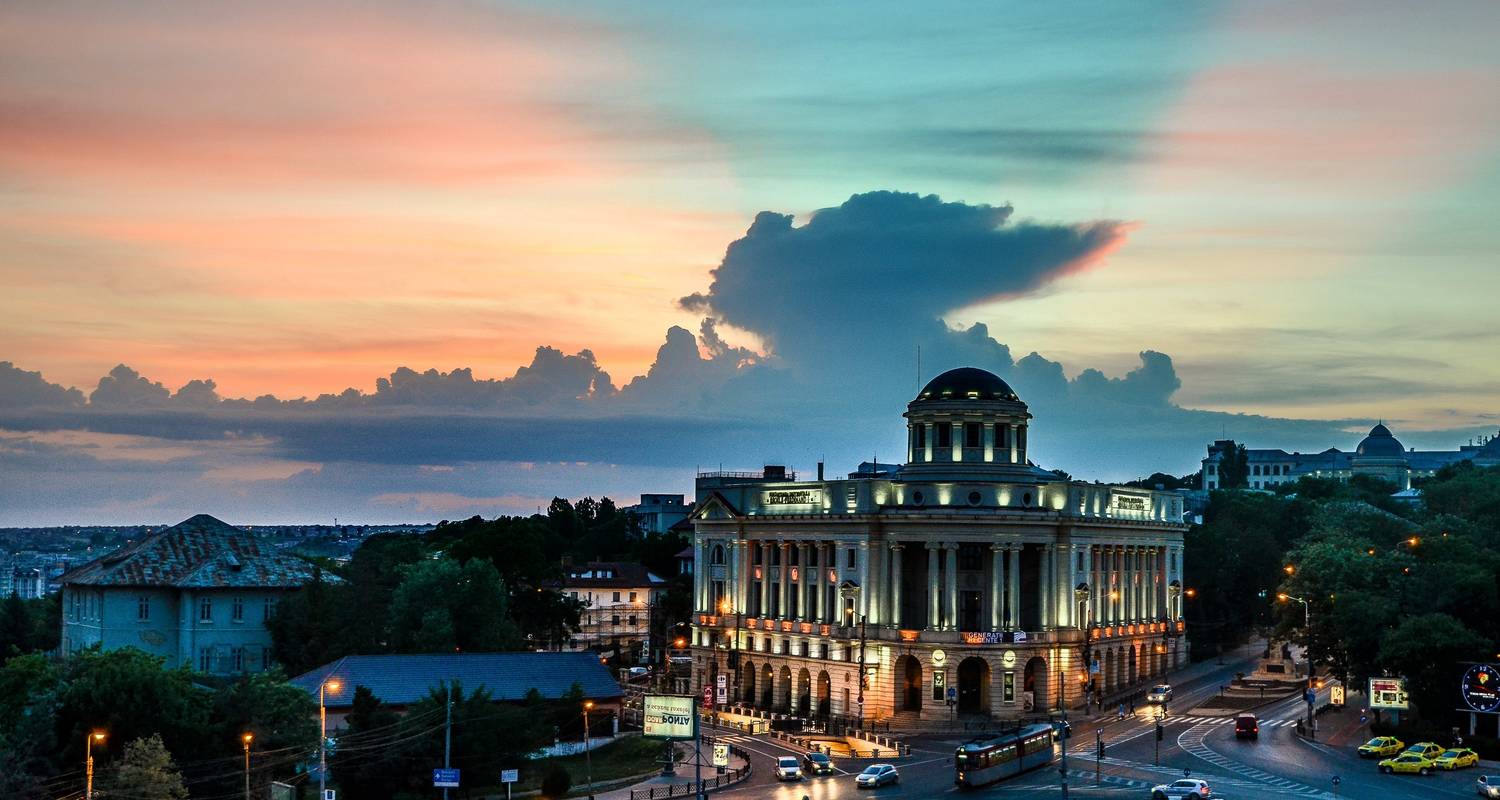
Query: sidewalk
1087 642 1264 715
593 739 749 800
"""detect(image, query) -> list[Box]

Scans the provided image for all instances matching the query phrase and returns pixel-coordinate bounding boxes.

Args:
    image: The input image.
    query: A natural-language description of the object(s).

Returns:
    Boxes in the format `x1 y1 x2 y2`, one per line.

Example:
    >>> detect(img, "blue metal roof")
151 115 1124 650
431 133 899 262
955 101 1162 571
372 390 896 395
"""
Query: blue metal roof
290 651 622 708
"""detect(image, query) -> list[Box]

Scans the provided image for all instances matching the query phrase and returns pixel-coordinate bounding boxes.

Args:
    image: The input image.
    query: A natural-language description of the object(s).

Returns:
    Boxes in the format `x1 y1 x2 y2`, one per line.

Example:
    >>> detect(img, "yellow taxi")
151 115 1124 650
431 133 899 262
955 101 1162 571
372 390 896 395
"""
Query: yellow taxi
1378 753 1435 776
1358 736 1404 758
1434 748 1479 770
1403 742 1444 760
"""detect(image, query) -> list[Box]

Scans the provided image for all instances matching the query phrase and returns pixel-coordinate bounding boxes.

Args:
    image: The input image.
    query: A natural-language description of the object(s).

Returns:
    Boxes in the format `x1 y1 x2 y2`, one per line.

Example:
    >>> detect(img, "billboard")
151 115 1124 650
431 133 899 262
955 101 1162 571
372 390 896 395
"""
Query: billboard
1458 663 1500 714
643 694 697 739
1369 677 1408 710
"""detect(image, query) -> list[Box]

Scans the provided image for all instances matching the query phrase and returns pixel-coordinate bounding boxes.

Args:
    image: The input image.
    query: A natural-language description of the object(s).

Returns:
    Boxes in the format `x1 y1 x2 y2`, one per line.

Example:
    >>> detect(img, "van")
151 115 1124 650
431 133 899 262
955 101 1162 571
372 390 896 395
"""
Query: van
1234 714 1258 740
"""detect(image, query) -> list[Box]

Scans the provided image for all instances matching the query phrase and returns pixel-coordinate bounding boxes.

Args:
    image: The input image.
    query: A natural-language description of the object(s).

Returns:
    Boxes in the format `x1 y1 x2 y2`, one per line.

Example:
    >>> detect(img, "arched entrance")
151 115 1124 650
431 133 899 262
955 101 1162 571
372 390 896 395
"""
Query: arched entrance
760 663 774 708
895 655 922 711
816 670 832 718
742 661 756 704
797 667 812 717
1128 644 1138 685
957 657 990 714
777 665 793 712
1023 656 1048 713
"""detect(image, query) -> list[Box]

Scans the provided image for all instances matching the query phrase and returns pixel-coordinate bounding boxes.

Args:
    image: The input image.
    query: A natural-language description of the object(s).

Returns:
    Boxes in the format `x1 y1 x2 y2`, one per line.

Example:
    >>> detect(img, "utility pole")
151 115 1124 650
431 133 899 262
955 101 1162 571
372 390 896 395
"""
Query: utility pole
1094 729 1102 786
1058 666 1069 800
443 681 453 800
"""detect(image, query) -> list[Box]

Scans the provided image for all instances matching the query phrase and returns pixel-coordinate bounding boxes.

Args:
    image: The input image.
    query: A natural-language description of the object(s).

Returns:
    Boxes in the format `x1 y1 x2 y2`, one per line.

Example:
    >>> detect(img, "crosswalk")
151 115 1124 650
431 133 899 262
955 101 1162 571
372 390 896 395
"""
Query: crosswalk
1124 715 1305 727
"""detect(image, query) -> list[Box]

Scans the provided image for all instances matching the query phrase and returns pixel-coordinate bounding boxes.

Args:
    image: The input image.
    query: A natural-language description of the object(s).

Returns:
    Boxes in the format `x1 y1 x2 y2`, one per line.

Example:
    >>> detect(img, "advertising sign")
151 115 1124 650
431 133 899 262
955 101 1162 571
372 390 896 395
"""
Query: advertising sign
702 685 714 709
644 695 697 739
1330 684 1346 707
1369 677 1409 710
1458 663 1500 714
712 744 729 767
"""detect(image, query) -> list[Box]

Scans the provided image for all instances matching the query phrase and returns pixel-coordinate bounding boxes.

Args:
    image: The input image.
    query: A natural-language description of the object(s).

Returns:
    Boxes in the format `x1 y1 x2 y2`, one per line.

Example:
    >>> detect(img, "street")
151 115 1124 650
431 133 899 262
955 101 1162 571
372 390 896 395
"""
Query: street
700 651 1490 799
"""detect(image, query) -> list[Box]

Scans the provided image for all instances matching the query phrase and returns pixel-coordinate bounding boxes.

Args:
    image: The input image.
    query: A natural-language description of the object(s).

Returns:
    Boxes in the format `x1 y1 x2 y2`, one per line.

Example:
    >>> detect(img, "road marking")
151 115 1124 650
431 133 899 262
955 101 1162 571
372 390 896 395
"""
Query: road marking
1176 720 1333 799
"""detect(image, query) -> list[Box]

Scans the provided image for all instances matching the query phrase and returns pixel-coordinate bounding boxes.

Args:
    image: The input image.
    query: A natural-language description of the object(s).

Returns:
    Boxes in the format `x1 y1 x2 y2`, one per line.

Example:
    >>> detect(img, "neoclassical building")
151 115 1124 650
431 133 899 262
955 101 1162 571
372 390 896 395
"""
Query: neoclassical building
1201 424 1500 491
688 368 1189 726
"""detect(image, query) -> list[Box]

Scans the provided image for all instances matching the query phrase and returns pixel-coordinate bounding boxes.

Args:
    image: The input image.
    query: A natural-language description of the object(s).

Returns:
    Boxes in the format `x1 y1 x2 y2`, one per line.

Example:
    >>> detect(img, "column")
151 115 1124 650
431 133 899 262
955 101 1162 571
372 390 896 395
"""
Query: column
1088 545 1099 625
726 540 739 612
888 543 903 628
864 543 876 624
696 538 708 612
1007 545 1021 630
1110 547 1122 624
1125 548 1136 622
927 543 941 630
989 544 1005 631
944 544 958 630
797 542 810 620
759 542 771 617
778 542 791 618
1038 545 1052 630
810 541 823 623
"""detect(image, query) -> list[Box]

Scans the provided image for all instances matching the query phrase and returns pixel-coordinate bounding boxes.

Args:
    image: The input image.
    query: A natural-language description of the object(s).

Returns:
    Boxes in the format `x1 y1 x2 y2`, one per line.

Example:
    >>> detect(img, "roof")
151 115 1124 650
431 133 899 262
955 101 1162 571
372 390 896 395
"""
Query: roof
1355 423 1406 459
60 514 327 589
290 651 622 708
560 561 665 589
674 546 694 560
914 367 1019 403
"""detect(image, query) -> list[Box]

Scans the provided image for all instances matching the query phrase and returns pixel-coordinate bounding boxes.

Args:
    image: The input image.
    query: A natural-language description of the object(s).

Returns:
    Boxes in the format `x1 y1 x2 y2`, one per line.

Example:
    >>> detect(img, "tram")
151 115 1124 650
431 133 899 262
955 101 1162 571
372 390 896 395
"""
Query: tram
954 723 1057 789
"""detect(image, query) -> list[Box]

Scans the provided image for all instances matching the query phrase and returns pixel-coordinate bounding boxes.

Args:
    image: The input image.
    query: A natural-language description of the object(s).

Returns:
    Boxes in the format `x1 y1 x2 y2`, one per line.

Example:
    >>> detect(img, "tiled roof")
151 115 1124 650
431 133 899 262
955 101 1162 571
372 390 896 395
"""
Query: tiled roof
560 561 665 590
290 651 622 708
60 514 328 589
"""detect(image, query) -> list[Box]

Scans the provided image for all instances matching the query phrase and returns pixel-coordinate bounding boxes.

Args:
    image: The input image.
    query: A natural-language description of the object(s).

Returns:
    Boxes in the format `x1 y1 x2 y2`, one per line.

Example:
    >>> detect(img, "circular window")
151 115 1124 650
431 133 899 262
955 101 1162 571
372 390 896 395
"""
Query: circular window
967 491 982 506
1022 492 1033 506
911 490 925 506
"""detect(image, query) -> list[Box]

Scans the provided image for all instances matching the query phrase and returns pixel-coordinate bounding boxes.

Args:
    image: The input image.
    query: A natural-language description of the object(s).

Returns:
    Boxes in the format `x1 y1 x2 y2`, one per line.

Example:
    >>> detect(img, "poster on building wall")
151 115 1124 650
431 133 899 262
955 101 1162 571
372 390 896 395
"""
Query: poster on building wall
643 695 697 739
1022 690 1035 712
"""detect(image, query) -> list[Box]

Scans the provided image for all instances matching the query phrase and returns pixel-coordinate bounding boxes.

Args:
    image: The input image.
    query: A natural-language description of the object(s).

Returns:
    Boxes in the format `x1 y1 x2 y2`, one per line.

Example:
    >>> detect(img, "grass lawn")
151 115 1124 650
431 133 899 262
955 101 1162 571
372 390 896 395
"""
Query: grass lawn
502 735 678 796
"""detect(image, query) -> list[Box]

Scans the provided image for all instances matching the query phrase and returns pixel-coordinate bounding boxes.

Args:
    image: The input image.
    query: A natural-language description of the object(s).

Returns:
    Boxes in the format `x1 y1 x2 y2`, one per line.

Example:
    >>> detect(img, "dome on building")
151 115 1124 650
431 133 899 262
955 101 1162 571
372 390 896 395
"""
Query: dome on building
1355 422 1406 459
915 367 1019 403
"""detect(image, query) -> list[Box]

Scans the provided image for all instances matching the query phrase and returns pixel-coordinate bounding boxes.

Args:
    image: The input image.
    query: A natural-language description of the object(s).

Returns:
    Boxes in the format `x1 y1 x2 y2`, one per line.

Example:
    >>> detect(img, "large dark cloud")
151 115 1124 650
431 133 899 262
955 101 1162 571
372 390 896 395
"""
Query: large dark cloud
0 190 1385 523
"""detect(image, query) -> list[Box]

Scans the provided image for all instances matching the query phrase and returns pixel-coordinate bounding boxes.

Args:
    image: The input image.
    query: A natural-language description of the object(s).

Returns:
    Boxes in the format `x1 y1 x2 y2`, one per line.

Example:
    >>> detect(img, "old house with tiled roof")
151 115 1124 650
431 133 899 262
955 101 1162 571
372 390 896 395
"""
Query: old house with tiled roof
557 561 667 659
59 514 328 675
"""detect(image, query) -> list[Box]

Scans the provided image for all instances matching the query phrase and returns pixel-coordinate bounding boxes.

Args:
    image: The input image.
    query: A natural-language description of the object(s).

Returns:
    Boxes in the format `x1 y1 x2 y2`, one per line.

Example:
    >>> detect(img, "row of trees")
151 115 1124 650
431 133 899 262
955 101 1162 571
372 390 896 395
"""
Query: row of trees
1184 461 1500 730
268 496 691 676
0 593 59 665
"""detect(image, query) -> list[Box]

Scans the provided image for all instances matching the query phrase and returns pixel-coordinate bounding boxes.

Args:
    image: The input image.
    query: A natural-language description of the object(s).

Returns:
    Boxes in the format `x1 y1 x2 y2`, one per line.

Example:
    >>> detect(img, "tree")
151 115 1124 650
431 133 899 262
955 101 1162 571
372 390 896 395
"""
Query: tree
53 648 212 768
331 686 403 800
541 763 572 798
101 734 189 800
210 670 317 752
266 568 352 676
1378 613 1487 714
389 558 522 652
1216 441 1249 489
401 683 549 791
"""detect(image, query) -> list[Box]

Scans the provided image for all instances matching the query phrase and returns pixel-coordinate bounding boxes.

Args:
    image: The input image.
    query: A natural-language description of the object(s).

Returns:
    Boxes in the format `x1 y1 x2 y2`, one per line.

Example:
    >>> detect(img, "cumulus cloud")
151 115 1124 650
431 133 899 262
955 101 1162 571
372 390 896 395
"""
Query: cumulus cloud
0 361 84 409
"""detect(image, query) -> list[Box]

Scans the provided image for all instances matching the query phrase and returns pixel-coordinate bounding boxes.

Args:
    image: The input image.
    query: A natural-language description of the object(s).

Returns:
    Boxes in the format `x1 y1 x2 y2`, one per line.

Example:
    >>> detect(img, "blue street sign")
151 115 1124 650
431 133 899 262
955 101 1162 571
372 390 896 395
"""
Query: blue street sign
1304 689 1316 704
433 768 460 788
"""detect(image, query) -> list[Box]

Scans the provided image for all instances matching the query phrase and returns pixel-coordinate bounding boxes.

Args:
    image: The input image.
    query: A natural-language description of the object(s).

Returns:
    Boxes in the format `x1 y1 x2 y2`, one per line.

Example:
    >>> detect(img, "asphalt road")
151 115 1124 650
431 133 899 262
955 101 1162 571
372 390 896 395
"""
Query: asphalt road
700 652 1493 799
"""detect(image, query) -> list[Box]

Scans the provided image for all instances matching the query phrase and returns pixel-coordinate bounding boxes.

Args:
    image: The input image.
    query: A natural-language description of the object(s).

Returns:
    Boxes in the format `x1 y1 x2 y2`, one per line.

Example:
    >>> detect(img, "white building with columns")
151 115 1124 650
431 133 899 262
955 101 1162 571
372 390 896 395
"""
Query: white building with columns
688 367 1189 726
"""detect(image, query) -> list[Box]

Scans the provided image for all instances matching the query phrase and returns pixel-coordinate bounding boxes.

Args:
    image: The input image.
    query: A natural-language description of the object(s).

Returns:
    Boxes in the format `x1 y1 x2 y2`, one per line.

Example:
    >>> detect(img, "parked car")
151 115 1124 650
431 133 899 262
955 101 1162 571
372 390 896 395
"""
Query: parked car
1477 774 1500 798
1150 777 1212 799
775 756 803 781
1403 742 1444 760
802 752 834 775
1379 754 1435 775
1147 684 1174 704
1358 736 1405 758
855 763 899 788
1436 748 1480 770
1233 714 1258 740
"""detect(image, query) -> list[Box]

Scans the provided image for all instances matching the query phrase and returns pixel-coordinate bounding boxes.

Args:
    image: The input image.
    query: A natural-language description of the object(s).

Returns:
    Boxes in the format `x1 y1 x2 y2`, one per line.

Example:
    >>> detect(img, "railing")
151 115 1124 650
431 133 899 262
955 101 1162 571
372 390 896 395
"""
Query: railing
696 470 797 481
628 739 752 800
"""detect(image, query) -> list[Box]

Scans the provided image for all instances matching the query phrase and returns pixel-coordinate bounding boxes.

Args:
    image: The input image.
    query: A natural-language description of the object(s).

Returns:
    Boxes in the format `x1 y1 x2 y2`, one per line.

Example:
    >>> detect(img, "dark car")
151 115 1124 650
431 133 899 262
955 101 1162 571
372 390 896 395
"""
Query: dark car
803 751 834 775
1234 714 1258 740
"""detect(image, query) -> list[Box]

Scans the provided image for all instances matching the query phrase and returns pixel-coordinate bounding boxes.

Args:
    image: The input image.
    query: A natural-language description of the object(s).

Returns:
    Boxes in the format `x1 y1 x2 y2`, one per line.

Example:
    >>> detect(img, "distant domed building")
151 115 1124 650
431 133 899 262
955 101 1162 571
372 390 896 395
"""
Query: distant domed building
1202 423 1500 492
688 367 1189 725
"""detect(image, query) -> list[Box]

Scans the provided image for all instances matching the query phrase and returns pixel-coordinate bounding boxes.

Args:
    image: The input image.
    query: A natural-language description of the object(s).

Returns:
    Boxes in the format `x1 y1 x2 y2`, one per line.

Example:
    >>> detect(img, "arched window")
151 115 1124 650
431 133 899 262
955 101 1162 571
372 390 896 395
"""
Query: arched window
711 545 725 565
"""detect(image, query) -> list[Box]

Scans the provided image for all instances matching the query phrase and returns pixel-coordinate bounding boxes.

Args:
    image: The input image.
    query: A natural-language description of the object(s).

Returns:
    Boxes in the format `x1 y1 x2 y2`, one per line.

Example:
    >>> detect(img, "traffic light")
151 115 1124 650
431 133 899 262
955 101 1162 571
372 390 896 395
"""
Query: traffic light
1096 739 1105 758
728 649 739 670
1257 589 1268 600
1156 723 1164 741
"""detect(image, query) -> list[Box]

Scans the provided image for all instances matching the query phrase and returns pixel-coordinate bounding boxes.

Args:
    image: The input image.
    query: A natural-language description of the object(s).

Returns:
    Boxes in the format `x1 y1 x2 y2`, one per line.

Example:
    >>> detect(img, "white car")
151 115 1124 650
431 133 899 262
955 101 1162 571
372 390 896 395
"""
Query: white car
1152 778 1211 799
775 756 803 781
1479 775 1500 798
855 763 899 788
1146 684 1173 704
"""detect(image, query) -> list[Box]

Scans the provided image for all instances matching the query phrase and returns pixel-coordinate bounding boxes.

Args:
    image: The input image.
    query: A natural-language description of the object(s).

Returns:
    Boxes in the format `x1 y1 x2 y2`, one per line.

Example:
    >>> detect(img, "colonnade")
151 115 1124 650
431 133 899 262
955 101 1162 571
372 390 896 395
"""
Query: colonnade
1079 543 1184 626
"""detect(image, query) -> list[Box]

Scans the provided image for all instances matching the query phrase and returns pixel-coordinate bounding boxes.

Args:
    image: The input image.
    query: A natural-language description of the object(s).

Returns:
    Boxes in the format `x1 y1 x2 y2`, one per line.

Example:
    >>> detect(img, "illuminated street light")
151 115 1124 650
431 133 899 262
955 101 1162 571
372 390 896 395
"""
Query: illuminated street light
319 679 342 800
241 733 254 800
1283 565 1296 575
86 730 106 800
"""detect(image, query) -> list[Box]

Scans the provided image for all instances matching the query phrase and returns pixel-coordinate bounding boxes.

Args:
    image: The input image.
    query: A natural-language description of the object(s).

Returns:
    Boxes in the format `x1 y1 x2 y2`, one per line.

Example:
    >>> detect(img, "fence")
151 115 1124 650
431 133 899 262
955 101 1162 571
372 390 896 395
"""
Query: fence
628 740 752 800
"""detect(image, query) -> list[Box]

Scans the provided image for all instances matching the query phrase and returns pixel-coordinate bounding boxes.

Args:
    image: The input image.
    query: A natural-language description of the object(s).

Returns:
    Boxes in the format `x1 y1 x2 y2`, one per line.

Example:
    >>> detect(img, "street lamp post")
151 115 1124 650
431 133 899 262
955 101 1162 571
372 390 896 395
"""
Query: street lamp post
583 699 595 799
85 730 105 800
319 678 341 800
840 583 866 722
1278 593 1315 731
1075 586 1093 714
241 732 254 800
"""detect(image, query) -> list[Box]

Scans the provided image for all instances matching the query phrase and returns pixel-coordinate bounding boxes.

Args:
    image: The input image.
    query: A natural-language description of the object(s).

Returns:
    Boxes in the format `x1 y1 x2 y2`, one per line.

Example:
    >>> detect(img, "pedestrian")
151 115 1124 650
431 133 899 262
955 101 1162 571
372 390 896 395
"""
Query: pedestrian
1118 702 1126 720
1130 696 1135 713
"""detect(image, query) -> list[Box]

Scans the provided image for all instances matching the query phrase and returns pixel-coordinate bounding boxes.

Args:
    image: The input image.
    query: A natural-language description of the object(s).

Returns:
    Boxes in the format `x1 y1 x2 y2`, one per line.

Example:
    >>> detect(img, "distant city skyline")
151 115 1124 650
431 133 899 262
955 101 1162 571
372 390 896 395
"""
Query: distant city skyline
3 1 1498 524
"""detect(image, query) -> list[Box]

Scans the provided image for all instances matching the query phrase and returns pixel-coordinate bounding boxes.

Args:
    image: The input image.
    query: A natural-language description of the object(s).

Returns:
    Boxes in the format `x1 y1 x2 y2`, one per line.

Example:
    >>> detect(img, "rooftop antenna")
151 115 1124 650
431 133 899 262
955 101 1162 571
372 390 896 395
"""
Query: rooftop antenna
916 344 922 392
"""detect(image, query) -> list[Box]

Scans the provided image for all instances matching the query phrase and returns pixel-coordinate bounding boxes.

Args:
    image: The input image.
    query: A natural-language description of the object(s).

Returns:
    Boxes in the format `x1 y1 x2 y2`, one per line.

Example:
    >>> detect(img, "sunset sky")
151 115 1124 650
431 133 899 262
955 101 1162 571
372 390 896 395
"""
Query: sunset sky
3 1 1499 524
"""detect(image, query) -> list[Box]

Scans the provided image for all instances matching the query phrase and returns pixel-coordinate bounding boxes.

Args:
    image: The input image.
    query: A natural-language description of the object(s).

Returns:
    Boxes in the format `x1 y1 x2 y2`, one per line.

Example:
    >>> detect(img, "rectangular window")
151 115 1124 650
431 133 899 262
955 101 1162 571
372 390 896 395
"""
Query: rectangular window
846 549 856 569
964 422 982 449
627 615 637 626
958 544 983 571
231 647 244 672
613 591 621 602
996 423 1009 449
137 595 150 621
198 597 213 622
262 648 273 671
199 647 212 672
1004 671 1015 702
263 598 279 622
913 425 927 449
935 422 952 448
629 591 638 602
1207 464 1215 475
611 615 620 625
232 597 244 623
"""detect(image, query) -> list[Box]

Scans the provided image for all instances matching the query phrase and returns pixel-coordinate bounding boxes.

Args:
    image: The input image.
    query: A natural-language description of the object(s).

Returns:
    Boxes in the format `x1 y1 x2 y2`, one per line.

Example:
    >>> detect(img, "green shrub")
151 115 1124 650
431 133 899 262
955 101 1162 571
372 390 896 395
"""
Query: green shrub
540 763 572 798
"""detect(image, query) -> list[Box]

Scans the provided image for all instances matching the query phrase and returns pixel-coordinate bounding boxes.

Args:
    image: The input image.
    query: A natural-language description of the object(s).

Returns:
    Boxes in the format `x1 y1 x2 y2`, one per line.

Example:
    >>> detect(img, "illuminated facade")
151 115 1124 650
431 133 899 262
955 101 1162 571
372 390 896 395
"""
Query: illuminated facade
689 367 1188 726
1201 425 1500 491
